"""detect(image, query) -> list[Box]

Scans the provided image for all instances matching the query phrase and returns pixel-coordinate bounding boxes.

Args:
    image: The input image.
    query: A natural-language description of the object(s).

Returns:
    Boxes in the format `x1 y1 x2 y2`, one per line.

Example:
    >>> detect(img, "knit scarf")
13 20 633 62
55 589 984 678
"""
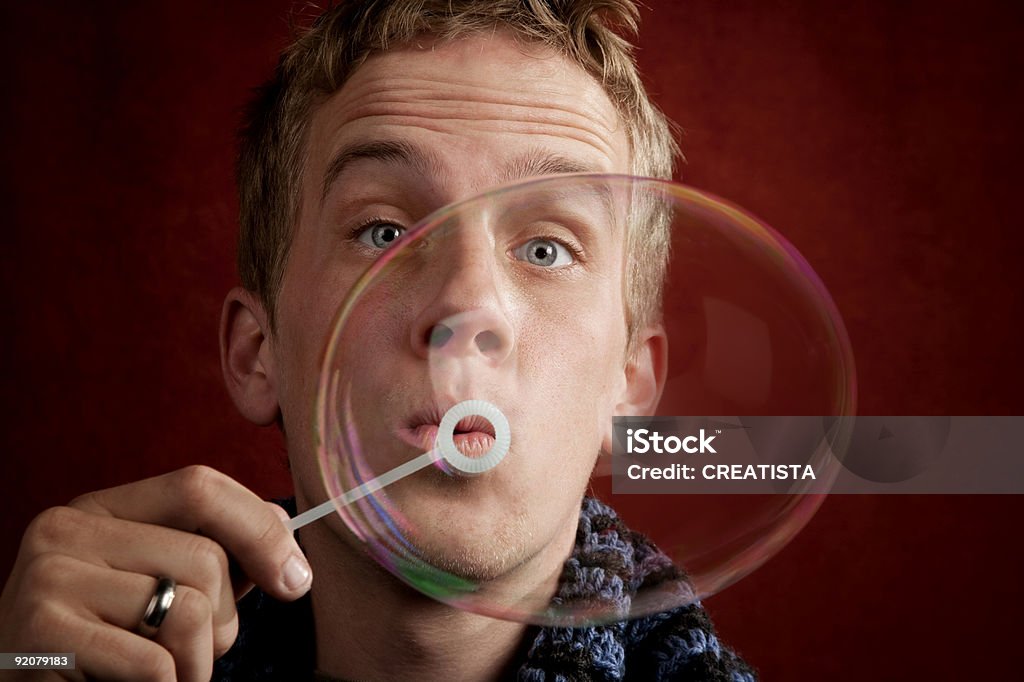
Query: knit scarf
517 497 755 681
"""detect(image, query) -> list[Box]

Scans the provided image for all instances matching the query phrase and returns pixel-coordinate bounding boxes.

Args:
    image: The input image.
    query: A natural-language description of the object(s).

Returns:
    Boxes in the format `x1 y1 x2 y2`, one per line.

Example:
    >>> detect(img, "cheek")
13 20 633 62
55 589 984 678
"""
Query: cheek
274 272 353 430
516 298 627 434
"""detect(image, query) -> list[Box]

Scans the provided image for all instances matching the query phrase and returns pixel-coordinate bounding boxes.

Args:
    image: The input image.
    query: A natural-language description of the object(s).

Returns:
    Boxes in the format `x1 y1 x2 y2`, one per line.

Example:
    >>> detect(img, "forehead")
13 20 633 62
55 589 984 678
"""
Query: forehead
302 30 631 207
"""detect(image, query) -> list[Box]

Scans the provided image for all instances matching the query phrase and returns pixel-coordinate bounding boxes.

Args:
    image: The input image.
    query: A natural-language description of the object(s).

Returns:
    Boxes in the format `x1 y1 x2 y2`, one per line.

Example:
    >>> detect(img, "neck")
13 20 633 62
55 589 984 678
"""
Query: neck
301 515 537 681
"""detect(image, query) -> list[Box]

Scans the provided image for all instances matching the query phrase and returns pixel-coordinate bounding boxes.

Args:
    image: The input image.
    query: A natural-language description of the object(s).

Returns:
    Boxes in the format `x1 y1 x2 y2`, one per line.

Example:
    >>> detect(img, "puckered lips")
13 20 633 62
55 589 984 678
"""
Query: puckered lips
397 403 497 458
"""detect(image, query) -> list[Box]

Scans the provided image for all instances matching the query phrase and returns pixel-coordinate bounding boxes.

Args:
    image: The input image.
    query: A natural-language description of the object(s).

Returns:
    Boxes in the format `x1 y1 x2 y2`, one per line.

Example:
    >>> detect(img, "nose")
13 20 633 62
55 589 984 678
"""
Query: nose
420 309 515 365
410 251 515 367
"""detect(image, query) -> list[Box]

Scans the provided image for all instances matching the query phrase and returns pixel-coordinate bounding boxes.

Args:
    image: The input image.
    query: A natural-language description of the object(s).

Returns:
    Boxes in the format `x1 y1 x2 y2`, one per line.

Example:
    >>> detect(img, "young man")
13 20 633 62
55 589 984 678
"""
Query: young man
0 2 754 680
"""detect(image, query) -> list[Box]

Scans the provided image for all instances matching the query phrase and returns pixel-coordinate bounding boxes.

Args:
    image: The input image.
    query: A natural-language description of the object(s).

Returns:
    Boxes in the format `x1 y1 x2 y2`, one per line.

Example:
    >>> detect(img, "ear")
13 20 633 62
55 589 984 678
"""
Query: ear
600 325 668 455
617 324 669 417
220 287 280 426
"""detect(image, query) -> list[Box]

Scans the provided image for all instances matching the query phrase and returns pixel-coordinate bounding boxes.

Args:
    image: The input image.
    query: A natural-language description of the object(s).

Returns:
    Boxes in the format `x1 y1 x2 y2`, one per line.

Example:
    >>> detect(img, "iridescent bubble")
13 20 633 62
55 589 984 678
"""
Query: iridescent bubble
311 174 856 625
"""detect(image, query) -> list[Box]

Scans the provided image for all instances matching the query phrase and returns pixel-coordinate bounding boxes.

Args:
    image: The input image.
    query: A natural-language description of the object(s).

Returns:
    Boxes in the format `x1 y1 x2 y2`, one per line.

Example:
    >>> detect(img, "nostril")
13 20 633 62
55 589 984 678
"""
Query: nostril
419 312 514 362
429 324 454 348
475 330 502 354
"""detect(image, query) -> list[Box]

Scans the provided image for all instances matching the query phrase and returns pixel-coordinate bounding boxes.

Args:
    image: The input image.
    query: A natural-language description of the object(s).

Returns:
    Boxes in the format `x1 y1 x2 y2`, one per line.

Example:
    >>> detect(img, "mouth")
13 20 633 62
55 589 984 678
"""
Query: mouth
398 408 498 458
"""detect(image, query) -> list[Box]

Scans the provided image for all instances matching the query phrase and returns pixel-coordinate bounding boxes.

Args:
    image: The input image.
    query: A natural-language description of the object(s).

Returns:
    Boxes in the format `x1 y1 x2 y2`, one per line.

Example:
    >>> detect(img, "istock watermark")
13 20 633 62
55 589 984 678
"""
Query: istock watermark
625 428 718 454
609 416 1024 494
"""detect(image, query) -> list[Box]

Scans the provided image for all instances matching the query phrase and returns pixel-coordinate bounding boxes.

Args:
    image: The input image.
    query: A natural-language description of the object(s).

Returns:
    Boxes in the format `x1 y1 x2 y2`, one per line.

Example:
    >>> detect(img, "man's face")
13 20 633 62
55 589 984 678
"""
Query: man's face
272 32 634 587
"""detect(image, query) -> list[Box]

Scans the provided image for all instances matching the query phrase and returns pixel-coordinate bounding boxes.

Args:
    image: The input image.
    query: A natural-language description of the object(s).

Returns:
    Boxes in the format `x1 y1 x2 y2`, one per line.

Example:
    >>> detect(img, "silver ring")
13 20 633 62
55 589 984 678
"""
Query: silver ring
138 577 176 638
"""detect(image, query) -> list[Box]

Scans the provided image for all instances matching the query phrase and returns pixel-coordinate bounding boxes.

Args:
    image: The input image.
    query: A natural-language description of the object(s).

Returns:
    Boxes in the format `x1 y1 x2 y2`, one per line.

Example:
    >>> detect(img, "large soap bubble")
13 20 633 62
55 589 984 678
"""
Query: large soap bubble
306 174 855 625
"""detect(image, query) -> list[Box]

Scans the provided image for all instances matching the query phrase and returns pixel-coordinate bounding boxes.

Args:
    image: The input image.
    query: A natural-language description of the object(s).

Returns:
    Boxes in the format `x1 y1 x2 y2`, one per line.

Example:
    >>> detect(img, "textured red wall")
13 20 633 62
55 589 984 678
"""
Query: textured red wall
2 1 1021 678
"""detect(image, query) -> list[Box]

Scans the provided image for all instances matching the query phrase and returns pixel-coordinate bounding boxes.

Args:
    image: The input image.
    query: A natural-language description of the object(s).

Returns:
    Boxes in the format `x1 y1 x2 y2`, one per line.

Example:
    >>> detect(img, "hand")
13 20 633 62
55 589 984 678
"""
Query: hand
0 465 312 681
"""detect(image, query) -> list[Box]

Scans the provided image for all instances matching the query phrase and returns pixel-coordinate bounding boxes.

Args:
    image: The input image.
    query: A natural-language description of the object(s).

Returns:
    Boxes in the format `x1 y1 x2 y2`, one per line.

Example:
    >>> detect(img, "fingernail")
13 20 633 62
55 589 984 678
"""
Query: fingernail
283 554 312 592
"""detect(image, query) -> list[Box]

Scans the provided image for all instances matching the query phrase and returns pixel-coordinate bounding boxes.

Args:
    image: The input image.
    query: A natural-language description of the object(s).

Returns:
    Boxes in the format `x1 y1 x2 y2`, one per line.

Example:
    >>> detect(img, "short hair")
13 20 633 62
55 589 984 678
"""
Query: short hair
237 0 679 344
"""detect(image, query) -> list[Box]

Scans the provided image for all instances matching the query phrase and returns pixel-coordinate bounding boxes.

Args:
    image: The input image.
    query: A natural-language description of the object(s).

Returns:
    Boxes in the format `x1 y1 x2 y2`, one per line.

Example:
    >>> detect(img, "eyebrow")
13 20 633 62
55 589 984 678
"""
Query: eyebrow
320 139 446 204
499 150 602 183
320 140 604 204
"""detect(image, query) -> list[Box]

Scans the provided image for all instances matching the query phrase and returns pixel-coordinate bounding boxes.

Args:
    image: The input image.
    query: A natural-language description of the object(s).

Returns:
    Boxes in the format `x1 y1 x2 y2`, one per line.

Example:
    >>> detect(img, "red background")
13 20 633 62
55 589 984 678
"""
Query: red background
2 1 1022 678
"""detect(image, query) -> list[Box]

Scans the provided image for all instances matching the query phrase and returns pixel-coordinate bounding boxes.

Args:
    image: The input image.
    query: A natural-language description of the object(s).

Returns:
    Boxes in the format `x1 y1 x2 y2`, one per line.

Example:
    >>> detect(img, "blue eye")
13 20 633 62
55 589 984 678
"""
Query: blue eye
358 222 406 249
514 238 574 267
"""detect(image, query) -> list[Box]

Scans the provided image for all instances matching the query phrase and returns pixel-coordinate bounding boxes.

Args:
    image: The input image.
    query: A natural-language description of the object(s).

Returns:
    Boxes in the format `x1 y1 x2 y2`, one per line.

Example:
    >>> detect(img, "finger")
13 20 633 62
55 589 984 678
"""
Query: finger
94 576 215 682
20 600 176 682
23 506 237 646
230 502 295 600
150 583 215 682
22 553 220 680
68 466 311 600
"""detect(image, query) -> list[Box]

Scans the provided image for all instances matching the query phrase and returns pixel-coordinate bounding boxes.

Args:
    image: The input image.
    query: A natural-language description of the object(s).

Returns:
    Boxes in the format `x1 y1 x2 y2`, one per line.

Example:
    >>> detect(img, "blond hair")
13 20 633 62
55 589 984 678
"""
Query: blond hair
237 0 679 340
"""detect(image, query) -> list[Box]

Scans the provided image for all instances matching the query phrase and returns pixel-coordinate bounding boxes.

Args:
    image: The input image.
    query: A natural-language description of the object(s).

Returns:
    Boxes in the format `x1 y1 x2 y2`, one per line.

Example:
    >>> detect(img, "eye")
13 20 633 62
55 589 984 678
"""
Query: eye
357 221 406 250
513 238 575 268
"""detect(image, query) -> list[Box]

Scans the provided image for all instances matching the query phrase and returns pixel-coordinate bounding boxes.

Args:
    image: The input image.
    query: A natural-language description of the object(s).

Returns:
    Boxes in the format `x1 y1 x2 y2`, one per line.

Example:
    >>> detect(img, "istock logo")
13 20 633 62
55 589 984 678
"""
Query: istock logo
626 428 717 454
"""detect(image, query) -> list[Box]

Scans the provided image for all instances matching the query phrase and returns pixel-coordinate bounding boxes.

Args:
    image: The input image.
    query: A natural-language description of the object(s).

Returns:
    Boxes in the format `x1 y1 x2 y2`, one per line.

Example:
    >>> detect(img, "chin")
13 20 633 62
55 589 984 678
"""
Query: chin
340 439 589 585
403 505 576 619
409 484 532 577
413 529 531 583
